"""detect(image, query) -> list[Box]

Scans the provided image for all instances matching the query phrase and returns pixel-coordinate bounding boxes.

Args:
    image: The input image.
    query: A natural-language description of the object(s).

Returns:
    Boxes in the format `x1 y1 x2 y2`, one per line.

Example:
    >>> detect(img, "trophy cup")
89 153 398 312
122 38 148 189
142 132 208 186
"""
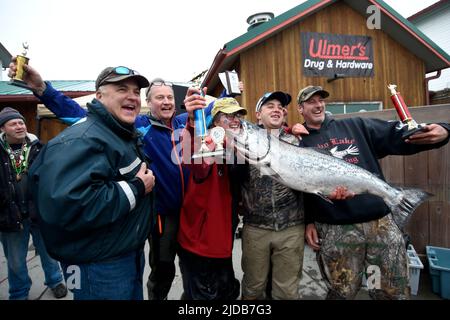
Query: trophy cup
192 90 226 159
9 42 32 90
387 84 425 139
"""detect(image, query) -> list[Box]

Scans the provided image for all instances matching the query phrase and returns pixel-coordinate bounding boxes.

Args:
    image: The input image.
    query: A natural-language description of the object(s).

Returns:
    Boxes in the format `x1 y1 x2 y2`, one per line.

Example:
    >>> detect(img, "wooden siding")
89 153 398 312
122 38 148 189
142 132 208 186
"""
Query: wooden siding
236 1 426 124
335 104 450 254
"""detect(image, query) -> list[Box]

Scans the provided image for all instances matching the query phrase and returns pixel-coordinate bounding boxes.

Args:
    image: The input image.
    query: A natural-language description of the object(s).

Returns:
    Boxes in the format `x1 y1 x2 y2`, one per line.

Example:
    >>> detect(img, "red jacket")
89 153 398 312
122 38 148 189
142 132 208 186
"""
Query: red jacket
177 124 233 258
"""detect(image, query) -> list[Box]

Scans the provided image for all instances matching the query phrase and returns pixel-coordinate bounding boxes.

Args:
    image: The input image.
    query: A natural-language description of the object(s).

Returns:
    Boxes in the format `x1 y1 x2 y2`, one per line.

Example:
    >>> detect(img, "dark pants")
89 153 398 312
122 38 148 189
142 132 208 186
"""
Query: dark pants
178 246 240 300
147 214 179 300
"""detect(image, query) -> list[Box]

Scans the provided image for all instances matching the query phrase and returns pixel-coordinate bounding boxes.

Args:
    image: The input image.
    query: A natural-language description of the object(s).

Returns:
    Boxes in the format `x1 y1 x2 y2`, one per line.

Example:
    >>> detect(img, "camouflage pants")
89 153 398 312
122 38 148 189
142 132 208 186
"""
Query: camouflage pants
315 214 410 300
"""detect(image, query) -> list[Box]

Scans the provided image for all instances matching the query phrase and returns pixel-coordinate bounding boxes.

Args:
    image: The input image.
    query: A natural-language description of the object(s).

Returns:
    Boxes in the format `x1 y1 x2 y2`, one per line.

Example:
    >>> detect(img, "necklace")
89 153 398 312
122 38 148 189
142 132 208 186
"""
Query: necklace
3 140 30 181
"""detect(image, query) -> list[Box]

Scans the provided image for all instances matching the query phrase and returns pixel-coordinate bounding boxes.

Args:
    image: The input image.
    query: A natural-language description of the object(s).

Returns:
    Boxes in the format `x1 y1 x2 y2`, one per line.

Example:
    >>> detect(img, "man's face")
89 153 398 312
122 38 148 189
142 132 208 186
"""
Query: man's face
256 99 285 129
1 118 27 144
298 94 326 129
146 85 175 125
96 79 141 125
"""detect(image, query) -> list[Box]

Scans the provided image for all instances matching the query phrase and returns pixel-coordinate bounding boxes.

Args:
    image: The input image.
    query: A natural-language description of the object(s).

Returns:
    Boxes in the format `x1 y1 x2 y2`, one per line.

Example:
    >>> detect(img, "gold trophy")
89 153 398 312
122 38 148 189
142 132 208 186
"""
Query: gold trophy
9 42 32 90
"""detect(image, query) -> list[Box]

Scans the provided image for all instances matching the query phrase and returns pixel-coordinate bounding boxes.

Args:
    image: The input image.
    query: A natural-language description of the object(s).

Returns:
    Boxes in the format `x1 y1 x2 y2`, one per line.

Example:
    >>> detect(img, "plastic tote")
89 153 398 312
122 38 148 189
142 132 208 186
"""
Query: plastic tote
426 245 450 299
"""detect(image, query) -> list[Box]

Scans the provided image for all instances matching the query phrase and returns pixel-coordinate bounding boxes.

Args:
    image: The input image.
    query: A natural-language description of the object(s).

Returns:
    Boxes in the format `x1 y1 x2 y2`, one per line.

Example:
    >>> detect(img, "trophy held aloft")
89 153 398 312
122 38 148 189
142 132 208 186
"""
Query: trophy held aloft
9 42 33 91
387 84 425 139
191 90 226 159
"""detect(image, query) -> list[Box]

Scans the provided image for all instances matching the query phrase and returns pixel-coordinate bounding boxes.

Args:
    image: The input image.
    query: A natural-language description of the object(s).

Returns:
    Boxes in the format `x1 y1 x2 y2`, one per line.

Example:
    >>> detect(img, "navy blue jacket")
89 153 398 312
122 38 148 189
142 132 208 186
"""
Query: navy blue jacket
29 100 154 264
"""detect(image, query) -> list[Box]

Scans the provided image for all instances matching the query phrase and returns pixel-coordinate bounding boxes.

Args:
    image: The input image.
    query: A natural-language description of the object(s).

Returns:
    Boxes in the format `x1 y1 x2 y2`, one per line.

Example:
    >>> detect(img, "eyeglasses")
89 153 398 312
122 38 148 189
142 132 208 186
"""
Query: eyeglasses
221 112 244 120
97 66 138 88
150 81 173 88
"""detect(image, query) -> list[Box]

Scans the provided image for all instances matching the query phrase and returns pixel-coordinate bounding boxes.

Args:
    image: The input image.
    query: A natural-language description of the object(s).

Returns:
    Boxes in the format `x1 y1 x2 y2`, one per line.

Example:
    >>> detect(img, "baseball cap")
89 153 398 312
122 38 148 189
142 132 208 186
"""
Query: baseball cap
211 97 247 118
255 91 292 112
95 66 150 90
297 86 329 104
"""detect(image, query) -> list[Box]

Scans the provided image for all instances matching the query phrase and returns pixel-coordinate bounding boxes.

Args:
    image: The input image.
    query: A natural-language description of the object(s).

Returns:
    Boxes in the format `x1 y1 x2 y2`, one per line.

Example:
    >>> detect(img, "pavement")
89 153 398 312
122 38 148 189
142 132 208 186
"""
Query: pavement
0 235 443 300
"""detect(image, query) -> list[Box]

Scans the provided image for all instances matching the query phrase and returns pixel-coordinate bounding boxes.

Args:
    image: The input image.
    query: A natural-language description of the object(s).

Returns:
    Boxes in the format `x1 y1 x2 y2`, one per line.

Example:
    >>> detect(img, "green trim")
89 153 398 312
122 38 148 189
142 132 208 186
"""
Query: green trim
376 0 450 62
409 1 450 23
0 80 95 95
223 0 450 64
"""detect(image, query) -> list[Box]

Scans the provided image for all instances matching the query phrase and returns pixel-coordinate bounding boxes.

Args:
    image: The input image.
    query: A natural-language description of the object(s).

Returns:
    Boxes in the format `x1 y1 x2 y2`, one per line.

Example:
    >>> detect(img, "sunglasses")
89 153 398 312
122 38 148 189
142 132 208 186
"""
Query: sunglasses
150 81 173 88
97 66 138 88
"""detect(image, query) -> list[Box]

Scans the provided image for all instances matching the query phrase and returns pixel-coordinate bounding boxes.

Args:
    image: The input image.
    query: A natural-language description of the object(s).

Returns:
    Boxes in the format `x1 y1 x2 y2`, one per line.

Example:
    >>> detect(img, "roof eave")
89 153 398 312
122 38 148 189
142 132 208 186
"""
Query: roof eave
204 0 450 85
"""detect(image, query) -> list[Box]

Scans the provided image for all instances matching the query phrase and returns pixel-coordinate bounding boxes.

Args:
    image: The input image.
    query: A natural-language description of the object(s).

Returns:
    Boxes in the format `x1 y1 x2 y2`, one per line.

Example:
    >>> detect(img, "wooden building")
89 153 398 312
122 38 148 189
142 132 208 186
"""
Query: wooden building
202 0 450 254
203 0 450 123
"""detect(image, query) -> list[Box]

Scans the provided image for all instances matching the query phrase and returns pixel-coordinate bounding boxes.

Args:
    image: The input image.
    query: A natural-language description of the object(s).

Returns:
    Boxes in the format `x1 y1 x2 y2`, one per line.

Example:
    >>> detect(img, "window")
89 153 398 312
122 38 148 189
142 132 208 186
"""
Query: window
326 102 382 115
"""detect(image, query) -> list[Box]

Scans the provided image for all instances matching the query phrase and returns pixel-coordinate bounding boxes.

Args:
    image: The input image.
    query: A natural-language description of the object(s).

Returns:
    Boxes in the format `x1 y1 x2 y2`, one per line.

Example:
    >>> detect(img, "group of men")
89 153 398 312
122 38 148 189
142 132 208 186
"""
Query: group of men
1 56 449 300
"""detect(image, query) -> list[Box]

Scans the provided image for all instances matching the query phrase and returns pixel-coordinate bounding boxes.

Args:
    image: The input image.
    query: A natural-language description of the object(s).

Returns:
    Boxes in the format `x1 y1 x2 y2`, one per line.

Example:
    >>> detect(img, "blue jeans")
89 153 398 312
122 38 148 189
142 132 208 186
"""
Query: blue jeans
62 249 145 300
0 219 64 300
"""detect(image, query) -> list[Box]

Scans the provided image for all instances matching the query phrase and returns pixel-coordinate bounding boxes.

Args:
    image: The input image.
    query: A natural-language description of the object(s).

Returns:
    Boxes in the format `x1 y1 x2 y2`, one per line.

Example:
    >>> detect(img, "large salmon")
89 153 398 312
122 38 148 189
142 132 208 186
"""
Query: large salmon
228 120 431 231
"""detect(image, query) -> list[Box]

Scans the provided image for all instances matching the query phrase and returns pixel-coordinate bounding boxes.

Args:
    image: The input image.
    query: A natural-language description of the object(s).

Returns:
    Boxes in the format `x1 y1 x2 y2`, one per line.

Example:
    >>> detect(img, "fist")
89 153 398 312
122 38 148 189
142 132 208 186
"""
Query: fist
135 162 155 194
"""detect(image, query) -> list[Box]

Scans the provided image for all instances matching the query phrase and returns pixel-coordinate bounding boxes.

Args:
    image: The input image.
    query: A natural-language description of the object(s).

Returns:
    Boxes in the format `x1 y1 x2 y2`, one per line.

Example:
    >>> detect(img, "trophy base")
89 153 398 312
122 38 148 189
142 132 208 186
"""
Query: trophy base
402 125 426 139
192 149 225 159
9 79 33 91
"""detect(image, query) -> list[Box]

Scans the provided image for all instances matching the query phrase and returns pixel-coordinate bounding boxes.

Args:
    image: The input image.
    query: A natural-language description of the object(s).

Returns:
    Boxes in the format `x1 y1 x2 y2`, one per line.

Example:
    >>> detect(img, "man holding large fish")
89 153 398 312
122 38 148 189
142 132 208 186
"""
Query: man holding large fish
294 86 449 299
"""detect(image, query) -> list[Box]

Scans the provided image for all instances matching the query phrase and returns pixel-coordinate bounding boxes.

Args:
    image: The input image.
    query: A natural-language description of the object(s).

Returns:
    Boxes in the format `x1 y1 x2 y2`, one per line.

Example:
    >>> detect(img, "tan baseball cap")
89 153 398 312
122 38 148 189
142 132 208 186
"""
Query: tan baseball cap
211 97 247 118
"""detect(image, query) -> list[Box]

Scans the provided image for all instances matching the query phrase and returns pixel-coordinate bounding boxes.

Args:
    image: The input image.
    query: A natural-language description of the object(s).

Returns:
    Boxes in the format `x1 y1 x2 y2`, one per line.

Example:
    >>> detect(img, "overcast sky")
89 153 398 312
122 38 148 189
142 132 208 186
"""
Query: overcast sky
0 0 440 82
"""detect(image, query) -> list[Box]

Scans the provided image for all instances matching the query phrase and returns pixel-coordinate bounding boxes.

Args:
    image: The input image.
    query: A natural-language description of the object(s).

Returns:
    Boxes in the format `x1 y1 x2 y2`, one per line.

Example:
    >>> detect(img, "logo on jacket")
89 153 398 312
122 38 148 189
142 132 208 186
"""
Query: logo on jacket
329 144 359 159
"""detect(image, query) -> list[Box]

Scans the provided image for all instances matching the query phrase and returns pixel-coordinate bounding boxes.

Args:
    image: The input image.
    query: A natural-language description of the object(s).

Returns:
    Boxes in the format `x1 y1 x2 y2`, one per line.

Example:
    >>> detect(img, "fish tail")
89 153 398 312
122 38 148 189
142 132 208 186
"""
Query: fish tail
388 188 432 231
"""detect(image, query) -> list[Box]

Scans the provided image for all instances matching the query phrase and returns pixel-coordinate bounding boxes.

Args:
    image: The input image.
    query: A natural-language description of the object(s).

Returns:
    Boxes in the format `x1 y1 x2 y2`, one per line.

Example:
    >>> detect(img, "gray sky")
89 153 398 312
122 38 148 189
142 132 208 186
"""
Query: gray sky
0 0 440 82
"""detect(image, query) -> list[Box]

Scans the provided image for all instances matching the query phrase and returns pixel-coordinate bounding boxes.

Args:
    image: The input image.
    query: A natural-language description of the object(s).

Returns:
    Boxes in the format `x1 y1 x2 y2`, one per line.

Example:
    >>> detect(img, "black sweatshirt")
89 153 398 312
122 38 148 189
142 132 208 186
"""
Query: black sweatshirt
301 116 450 225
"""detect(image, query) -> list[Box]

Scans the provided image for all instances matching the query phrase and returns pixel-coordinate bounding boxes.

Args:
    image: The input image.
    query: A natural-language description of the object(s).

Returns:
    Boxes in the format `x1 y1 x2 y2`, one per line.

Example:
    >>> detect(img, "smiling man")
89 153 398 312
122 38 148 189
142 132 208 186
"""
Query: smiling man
0 107 67 300
239 91 306 300
28 67 156 300
298 85 449 300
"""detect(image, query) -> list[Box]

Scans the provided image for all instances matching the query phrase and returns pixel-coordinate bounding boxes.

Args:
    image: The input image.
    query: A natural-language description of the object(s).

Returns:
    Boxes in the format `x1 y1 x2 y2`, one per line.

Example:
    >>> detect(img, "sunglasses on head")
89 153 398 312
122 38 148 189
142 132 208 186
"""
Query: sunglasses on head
150 81 173 88
97 66 138 87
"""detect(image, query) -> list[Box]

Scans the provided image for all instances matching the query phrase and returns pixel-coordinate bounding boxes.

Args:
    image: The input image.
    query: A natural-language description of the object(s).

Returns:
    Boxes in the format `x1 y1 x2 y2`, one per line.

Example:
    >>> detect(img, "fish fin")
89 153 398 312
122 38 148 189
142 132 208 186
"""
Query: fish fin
388 188 433 231
258 165 282 180
316 192 334 204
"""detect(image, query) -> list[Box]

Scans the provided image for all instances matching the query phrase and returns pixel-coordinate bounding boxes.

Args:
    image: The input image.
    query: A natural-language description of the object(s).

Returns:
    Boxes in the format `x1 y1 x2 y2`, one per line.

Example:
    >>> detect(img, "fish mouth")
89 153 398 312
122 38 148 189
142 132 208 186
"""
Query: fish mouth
226 120 271 164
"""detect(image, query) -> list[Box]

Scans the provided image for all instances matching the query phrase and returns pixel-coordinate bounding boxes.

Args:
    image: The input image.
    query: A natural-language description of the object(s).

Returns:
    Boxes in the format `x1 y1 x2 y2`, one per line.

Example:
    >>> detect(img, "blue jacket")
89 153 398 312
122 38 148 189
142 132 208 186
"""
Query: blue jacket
37 82 212 217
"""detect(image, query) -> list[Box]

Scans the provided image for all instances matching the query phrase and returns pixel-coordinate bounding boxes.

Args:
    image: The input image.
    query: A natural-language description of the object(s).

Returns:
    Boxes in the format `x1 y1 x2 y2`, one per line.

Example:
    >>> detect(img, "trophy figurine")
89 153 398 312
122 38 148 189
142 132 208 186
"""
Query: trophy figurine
387 84 425 139
9 42 32 90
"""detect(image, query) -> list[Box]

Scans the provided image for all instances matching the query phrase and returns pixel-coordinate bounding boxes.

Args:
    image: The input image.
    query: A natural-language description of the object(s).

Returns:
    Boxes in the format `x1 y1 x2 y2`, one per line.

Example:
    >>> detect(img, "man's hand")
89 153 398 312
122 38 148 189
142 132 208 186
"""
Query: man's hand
328 186 355 200
8 56 46 95
406 124 449 144
291 123 309 136
184 87 208 121
305 223 320 251
135 163 155 195
238 81 244 93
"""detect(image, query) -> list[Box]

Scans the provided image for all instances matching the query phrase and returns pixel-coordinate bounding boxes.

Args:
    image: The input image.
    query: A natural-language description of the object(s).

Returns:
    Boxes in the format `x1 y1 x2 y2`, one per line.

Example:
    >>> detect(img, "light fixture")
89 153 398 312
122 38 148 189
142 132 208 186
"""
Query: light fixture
327 73 345 83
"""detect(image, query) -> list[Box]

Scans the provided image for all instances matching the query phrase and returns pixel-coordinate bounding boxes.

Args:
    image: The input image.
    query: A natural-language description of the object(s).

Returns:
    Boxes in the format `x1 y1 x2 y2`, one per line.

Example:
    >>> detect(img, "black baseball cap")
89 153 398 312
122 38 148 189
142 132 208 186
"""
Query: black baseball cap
95 66 149 90
255 91 292 112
